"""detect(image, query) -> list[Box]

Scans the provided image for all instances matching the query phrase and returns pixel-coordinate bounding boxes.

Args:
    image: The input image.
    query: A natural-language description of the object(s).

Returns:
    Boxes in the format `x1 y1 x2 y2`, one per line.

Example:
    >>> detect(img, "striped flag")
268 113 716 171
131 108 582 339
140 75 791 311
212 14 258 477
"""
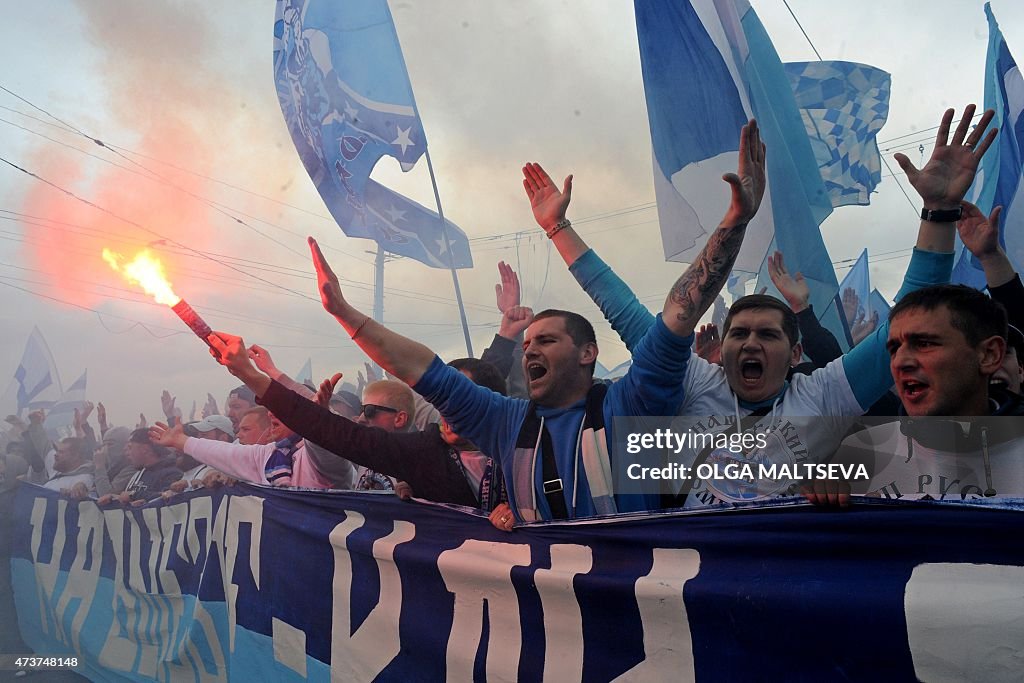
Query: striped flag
954 3 1024 289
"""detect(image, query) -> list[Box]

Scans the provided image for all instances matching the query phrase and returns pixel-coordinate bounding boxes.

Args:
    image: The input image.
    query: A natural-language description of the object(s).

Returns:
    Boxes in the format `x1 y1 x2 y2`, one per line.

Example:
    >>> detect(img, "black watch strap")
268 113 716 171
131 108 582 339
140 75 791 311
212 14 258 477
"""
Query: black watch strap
921 206 963 222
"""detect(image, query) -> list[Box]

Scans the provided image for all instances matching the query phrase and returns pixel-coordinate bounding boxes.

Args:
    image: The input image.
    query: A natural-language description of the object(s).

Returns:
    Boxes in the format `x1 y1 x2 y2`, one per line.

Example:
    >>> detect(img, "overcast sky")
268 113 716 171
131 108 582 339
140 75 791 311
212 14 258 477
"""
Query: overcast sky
1 0 1023 425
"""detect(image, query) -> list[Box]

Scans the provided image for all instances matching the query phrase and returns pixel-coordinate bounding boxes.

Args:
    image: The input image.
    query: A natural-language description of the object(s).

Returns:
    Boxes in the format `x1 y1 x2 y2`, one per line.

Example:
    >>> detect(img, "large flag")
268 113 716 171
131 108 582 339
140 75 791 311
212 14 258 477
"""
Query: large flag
0 326 62 418
954 3 1024 289
635 0 888 322
45 370 88 439
274 0 470 269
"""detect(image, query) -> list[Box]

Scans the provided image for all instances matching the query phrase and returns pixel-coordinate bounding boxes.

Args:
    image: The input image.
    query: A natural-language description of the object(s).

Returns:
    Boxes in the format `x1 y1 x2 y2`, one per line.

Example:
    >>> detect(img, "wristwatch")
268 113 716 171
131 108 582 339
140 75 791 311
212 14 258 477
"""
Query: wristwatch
920 206 963 222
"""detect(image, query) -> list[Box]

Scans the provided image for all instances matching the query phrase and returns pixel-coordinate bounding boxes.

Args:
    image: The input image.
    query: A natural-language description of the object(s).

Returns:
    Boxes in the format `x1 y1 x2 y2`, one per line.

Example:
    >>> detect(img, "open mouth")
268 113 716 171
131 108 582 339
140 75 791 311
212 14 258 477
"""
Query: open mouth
901 380 928 399
527 363 548 381
990 378 1008 390
741 360 763 381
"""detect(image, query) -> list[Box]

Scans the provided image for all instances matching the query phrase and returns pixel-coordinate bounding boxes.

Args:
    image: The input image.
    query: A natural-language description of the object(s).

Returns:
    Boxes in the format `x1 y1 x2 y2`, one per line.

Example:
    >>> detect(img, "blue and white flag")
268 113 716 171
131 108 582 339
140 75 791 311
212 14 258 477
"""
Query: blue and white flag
46 370 87 438
786 61 890 207
363 179 473 268
636 0 836 313
274 0 469 270
0 326 62 418
636 0 890 333
954 3 1024 289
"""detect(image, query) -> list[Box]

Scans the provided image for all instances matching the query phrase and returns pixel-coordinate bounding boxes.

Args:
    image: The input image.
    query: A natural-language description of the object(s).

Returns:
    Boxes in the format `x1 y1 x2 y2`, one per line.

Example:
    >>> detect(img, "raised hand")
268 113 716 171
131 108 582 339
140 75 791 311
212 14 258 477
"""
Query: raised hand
315 373 344 409
160 390 178 421
766 251 809 313
28 409 45 426
80 401 94 422
495 261 521 313
958 201 1003 259
721 118 766 228
149 421 187 451
843 288 860 325
694 323 722 365
522 162 573 233
851 310 879 346
364 362 380 384
308 237 347 317
498 305 535 340
202 393 219 418
894 105 998 210
96 402 108 432
207 332 258 377
136 413 147 429
248 344 280 376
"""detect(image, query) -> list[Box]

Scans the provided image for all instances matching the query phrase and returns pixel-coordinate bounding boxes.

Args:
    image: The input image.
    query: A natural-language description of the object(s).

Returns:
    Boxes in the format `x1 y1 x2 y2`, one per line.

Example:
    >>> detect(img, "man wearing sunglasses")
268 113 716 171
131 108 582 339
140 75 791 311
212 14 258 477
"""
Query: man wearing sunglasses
353 380 414 491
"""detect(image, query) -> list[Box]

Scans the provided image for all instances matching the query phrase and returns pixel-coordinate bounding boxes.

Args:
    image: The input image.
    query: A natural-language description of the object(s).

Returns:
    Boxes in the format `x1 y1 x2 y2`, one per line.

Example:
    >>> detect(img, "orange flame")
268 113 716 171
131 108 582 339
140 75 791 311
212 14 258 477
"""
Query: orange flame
102 248 181 306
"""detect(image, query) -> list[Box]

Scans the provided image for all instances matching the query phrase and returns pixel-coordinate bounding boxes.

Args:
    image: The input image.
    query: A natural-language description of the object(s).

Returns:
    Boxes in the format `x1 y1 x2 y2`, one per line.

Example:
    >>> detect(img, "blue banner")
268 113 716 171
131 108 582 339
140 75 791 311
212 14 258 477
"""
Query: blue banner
10 484 1024 681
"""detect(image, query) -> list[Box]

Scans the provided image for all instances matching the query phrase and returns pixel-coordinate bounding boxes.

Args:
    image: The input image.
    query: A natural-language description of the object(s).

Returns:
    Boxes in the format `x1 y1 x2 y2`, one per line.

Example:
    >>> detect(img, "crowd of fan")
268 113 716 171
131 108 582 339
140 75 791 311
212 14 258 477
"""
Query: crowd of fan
2 105 1023 535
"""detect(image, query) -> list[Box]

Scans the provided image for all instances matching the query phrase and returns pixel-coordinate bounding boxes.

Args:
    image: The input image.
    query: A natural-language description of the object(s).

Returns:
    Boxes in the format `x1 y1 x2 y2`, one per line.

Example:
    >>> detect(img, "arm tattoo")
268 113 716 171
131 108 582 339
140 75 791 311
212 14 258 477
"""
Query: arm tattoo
669 224 747 325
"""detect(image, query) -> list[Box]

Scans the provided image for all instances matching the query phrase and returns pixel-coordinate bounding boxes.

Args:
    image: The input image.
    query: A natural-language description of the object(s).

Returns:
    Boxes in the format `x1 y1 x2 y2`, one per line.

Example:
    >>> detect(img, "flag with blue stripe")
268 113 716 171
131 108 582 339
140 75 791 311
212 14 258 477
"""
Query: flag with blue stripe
2 327 62 417
636 0 836 315
275 0 464 268
954 3 1024 289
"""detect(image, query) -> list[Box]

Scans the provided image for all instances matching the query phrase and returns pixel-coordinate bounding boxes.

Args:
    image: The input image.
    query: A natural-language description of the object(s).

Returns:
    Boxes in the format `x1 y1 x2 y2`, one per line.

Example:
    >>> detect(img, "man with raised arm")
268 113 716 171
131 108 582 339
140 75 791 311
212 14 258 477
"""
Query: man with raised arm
525 106 996 508
297 121 764 521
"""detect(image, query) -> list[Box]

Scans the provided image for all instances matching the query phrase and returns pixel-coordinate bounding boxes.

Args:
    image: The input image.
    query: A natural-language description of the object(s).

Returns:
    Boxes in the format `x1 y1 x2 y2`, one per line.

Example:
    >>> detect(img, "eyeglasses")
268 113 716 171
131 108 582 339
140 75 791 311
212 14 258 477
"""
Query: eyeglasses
360 404 399 420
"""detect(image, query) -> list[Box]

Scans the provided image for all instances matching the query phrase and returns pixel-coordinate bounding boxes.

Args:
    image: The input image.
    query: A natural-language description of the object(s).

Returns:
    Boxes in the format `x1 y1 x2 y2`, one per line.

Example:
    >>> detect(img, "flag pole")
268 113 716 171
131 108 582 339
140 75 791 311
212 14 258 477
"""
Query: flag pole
382 4 473 358
423 148 474 357
372 245 386 377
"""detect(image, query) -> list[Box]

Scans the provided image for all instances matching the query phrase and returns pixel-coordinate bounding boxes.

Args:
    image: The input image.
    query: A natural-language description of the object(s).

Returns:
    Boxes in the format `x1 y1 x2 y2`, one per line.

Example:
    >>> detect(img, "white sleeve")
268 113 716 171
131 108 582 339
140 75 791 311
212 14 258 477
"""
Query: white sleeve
184 437 272 484
794 357 861 417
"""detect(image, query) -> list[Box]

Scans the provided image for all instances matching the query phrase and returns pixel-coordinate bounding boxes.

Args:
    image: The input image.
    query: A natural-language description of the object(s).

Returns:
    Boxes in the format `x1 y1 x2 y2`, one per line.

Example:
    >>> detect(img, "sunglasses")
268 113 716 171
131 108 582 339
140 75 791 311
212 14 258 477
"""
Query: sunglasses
360 404 399 419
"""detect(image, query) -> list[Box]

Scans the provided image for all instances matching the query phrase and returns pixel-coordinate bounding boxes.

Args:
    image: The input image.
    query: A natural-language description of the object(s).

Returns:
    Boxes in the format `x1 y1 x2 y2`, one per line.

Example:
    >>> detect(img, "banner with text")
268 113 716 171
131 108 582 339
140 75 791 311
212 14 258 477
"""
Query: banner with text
10 484 1024 682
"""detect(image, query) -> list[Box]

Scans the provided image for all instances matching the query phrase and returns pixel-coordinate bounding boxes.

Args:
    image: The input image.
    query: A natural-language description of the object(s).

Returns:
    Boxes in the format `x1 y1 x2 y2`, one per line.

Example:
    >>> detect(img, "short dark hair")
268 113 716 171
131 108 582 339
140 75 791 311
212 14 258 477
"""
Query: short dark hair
230 385 256 405
889 284 1007 346
723 294 800 347
531 309 598 376
449 358 507 396
129 429 170 459
532 309 597 346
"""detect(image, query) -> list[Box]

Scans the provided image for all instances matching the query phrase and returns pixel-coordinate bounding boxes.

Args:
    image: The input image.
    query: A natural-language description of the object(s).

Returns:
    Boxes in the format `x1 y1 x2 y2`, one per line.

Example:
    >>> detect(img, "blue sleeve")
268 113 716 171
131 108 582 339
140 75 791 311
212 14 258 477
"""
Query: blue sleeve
412 355 527 465
608 313 693 418
842 249 953 409
569 249 657 352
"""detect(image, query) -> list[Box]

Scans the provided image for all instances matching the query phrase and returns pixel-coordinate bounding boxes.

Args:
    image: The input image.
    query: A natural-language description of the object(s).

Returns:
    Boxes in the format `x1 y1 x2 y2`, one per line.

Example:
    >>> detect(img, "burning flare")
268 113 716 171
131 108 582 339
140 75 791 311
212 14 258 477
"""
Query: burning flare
102 248 181 306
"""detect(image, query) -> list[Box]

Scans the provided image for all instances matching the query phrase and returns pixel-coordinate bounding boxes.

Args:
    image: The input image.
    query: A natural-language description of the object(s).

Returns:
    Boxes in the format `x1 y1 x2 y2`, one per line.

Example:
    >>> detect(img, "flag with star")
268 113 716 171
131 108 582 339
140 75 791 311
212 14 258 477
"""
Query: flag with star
361 180 473 268
273 0 433 250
